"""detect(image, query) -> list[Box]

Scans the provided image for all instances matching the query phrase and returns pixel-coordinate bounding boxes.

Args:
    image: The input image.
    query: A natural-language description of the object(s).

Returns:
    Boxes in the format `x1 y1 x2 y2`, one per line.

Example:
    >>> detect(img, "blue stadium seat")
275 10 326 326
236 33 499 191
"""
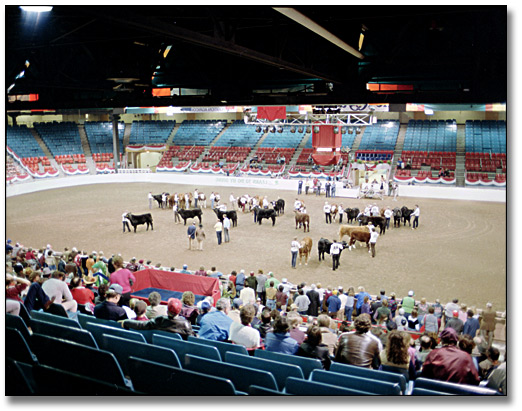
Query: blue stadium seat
30 319 98 348
248 385 290 396
254 349 322 379
30 333 131 388
6 359 36 395
6 327 38 365
30 310 81 329
137 329 183 343
412 387 452 396
413 377 500 395
32 363 135 395
102 334 181 376
284 377 374 395
83 322 147 347
311 369 401 395
6 313 32 343
188 335 249 358
127 357 238 395
225 351 304 391
184 354 278 393
77 312 120 329
330 362 407 394
153 334 221 362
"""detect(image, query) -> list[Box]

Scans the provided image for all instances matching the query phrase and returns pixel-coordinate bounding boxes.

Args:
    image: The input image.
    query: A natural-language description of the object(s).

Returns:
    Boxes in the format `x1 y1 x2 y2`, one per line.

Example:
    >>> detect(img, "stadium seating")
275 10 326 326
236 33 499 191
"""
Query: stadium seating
403 120 457 152
127 357 239 395
33 121 85 156
6 125 46 158
6 313 32 343
213 120 261 147
6 327 38 365
152 334 221 362
330 362 408 394
84 121 124 154
465 120 506 153
128 120 176 145
254 349 322 379
413 377 500 395
187 335 249 358
171 119 226 146
30 319 98 348
358 120 400 151
184 354 279 393
101 334 182 376
30 310 82 329
285 377 373 395
83 322 147 346
310 369 402 395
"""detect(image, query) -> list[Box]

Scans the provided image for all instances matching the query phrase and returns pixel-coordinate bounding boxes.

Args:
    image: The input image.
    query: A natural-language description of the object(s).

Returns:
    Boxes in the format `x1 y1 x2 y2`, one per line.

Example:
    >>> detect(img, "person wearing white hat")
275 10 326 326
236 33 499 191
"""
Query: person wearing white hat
401 290 416 319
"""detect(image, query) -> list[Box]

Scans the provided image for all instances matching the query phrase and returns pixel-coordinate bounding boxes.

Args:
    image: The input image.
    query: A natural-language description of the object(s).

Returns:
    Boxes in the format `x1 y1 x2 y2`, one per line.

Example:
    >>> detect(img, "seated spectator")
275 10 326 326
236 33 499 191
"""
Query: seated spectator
134 300 149 321
180 291 199 325
479 347 502 380
297 325 332 370
254 307 273 340
485 353 506 394
421 328 480 385
335 314 381 369
94 283 109 305
179 264 191 274
374 298 392 325
286 311 306 345
146 291 168 319
317 314 339 356
196 300 212 326
70 276 95 310
408 309 420 332
42 271 77 313
229 304 261 350
93 284 128 321
416 334 435 369
379 330 416 381
122 298 194 340
198 298 234 341
228 298 242 323
6 273 31 318
265 316 299 355
195 266 207 276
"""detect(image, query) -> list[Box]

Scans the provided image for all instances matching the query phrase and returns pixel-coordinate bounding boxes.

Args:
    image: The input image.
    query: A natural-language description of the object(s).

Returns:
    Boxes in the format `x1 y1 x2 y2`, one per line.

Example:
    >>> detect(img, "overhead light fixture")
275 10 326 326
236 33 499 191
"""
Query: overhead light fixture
20 6 53 12
424 108 434 115
263 127 269 133
270 126 276 133
356 127 362 134
297 126 303 133
313 126 320 133
255 126 261 133
277 126 283 133
348 127 353 134
333 126 339 134
306 126 311 133
341 127 346 135
290 126 296 133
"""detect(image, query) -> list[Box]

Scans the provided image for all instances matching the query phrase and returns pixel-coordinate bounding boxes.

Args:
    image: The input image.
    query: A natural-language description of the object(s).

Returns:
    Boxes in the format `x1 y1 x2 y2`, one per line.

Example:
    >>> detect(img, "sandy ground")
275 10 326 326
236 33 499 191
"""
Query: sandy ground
6 182 506 311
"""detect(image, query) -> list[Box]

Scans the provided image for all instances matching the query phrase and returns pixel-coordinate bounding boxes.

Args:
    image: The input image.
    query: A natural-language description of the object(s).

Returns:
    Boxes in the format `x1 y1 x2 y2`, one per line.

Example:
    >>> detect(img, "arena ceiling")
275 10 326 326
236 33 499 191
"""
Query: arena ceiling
6 5 507 111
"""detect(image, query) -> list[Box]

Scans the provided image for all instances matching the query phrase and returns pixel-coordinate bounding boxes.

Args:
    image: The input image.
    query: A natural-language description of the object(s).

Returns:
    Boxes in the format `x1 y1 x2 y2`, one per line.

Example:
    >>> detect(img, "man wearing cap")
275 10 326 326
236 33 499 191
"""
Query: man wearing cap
94 284 128 321
422 327 480 385
122 212 131 233
444 310 464 335
245 271 257 290
335 314 381 369
180 264 191 274
122 297 194 340
199 297 234 341
401 290 416 319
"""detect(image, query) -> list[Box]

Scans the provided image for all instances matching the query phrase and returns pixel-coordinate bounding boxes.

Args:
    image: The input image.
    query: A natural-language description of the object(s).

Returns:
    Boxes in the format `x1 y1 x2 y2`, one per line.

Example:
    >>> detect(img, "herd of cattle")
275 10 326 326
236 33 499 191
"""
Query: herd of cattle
126 190 417 266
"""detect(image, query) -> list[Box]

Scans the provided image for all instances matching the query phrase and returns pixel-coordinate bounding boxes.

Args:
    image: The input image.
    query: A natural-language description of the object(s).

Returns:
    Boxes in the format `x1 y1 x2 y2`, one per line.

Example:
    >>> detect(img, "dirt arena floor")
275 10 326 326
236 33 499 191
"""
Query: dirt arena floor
6 182 506 312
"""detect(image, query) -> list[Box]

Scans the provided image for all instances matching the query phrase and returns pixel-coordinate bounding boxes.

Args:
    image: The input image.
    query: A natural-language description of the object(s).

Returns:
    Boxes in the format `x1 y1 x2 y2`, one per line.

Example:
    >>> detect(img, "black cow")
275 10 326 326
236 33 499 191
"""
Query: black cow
213 208 238 227
318 238 348 261
126 213 153 233
346 208 360 224
178 208 203 225
272 199 285 215
255 207 277 226
393 207 402 228
357 215 387 235
401 206 414 226
152 194 163 208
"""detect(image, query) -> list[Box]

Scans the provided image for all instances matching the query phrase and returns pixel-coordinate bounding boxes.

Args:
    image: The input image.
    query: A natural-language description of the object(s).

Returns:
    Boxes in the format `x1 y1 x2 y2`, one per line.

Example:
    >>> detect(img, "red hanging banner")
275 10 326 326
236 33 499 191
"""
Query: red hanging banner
257 106 287 121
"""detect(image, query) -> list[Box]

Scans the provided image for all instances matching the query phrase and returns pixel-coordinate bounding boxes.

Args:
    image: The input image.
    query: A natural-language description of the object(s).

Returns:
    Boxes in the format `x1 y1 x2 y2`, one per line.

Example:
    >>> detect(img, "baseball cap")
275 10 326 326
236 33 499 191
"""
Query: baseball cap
408 290 414 296
233 298 243 309
398 308 405 315
167 298 183 315
7 239 11 243
42 267 52 277
200 300 211 311
108 284 123 295
440 327 458 344
183 264 188 269
453 310 459 317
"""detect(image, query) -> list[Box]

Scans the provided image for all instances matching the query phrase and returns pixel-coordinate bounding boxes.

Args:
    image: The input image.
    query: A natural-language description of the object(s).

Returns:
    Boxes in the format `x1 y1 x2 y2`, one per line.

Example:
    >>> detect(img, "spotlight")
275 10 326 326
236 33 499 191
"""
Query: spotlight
270 126 276 133
263 127 269 133
333 126 339 134
348 127 354 134
313 126 320 134
341 127 346 135
297 126 304 133
356 127 362 134
277 126 283 133
255 126 261 133
290 126 296 133
306 126 311 133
